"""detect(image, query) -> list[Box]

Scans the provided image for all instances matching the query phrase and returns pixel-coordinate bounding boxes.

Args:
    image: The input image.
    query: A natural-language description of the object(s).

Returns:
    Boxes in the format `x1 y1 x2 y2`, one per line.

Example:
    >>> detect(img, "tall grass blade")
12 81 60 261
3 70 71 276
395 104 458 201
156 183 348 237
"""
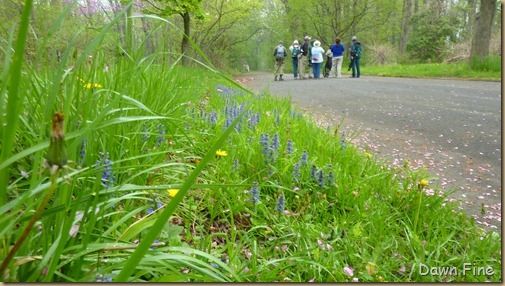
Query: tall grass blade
0 0 34 205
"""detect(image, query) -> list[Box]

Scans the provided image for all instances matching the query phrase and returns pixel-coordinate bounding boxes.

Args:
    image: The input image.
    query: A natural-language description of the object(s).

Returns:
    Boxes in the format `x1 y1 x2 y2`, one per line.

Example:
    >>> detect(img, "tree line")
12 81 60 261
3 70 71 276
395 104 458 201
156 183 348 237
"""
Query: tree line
0 0 501 71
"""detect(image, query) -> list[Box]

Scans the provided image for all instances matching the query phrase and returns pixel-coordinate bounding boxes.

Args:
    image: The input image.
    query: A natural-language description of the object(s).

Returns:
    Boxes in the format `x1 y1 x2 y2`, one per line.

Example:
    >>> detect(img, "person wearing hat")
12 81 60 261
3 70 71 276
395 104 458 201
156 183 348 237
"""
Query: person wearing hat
289 40 301 79
350 36 362 78
273 40 288 81
308 39 316 78
310 40 325 79
298 36 311 79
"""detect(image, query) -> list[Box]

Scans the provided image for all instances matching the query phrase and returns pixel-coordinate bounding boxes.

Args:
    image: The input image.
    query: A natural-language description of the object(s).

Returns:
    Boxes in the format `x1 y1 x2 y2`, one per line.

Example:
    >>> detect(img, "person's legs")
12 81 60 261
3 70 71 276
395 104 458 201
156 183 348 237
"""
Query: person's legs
292 57 298 79
330 57 337 77
336 56 343 78
316 63 322 78
299 56 306 79
351 59 356 77
274 60 281 80
280 60 285 79
355 57 360 78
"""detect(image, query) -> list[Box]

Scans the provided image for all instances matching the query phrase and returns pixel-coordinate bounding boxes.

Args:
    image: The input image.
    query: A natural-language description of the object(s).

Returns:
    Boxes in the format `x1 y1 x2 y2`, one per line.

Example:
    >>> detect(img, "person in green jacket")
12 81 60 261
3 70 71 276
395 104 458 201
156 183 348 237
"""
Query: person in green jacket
350 36 362 78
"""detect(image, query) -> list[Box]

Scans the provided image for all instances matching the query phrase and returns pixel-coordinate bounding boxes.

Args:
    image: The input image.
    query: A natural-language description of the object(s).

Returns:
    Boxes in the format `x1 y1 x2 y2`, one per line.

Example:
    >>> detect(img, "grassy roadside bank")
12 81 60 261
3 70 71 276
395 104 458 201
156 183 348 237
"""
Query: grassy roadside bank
0 6 501 282
1 59 501 281
358 61 501 81
253 59 501 81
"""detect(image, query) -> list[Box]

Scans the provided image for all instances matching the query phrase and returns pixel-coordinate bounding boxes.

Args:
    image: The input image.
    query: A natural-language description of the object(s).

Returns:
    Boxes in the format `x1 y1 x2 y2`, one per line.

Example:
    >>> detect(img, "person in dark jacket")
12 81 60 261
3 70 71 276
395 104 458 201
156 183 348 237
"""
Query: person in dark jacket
298 36 310 79
350 36 362 78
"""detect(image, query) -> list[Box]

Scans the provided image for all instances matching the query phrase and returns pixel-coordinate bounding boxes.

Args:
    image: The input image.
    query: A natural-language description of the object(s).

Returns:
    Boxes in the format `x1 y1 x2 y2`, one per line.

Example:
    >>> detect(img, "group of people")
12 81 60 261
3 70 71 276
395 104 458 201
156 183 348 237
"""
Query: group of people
273 35 362 81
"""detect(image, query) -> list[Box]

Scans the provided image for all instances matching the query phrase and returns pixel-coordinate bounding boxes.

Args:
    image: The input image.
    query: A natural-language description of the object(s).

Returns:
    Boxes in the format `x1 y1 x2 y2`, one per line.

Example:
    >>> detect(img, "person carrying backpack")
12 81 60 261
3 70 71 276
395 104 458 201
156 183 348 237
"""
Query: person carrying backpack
298 36 310 79
289 40 301 79
273 41 288 81
350 36 362 78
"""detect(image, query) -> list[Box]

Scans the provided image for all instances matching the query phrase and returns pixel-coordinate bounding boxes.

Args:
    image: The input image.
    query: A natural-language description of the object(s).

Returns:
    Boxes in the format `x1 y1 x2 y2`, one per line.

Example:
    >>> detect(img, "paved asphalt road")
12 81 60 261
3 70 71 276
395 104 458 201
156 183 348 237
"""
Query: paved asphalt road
236 72 502 231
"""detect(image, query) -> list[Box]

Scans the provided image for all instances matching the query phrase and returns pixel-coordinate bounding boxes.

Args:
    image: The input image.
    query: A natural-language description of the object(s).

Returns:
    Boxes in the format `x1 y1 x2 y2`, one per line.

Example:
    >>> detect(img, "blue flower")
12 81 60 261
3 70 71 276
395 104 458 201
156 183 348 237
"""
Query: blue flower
250 183 260 204
340 131 346 149
286 139 294 155
156 124 165 146
292 163 300 181
147 208 154 215
103 277 112 282
80 137 87 158
260 134 270 156
310 165 317 179
233 158 240 171
209 110 217 125
327 171 334 187
151 239 159 250
142 124 149 141
317 169 325 186
96 153 114 188
300 150 309 165
275 194 285 213
271 134 280 151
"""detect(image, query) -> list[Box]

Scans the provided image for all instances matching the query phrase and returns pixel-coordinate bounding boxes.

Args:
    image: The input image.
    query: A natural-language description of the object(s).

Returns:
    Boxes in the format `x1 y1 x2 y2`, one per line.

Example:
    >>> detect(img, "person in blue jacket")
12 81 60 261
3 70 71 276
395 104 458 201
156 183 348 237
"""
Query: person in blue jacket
329 37 345 78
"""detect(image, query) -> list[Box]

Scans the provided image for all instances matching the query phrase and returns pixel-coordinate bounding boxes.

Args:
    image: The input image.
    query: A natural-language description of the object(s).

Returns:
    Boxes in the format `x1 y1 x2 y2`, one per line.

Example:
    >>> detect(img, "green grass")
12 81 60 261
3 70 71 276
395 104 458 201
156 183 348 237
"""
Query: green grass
364 61 501 81
0 2 501 282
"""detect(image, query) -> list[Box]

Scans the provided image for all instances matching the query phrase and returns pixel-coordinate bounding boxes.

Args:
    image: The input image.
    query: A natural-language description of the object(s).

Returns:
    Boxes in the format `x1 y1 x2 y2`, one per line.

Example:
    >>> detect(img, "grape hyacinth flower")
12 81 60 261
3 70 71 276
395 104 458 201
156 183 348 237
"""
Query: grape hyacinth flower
271 134 280 151
96 153 114 188
286 139 294 155
250 183 260 204
340 131 346 149
292 163 300 181
209 110 217 125
156 124 165 146
142 124 149 141
233 158 240 171
300 150 309 165
260 134 270 156
310 165 317 179
248 114 257 129
275 194 285 213
80 137 87 158
317 169 325 186
327 171 335 187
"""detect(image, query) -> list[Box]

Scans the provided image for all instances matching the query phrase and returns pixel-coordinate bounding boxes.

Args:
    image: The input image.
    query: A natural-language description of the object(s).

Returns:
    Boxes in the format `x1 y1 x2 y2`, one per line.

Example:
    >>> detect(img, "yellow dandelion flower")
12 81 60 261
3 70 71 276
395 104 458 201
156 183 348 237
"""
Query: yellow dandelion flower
84 83 103 89
216 150 228 157
217 88 223 93
168 189 179 197
365 152 373 158
420 179 428 187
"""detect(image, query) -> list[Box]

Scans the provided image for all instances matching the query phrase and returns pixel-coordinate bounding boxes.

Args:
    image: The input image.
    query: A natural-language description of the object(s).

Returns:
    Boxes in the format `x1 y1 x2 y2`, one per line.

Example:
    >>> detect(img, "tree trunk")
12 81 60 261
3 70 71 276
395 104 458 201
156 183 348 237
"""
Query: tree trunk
469 0 497 66
399 0 412 55
181 11 191 66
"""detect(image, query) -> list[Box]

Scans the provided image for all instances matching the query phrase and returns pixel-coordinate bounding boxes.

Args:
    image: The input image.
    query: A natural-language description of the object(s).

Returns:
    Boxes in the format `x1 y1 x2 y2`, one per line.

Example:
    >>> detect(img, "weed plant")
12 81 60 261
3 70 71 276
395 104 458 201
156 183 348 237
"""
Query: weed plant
0 1 501 282
364 61 501 80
